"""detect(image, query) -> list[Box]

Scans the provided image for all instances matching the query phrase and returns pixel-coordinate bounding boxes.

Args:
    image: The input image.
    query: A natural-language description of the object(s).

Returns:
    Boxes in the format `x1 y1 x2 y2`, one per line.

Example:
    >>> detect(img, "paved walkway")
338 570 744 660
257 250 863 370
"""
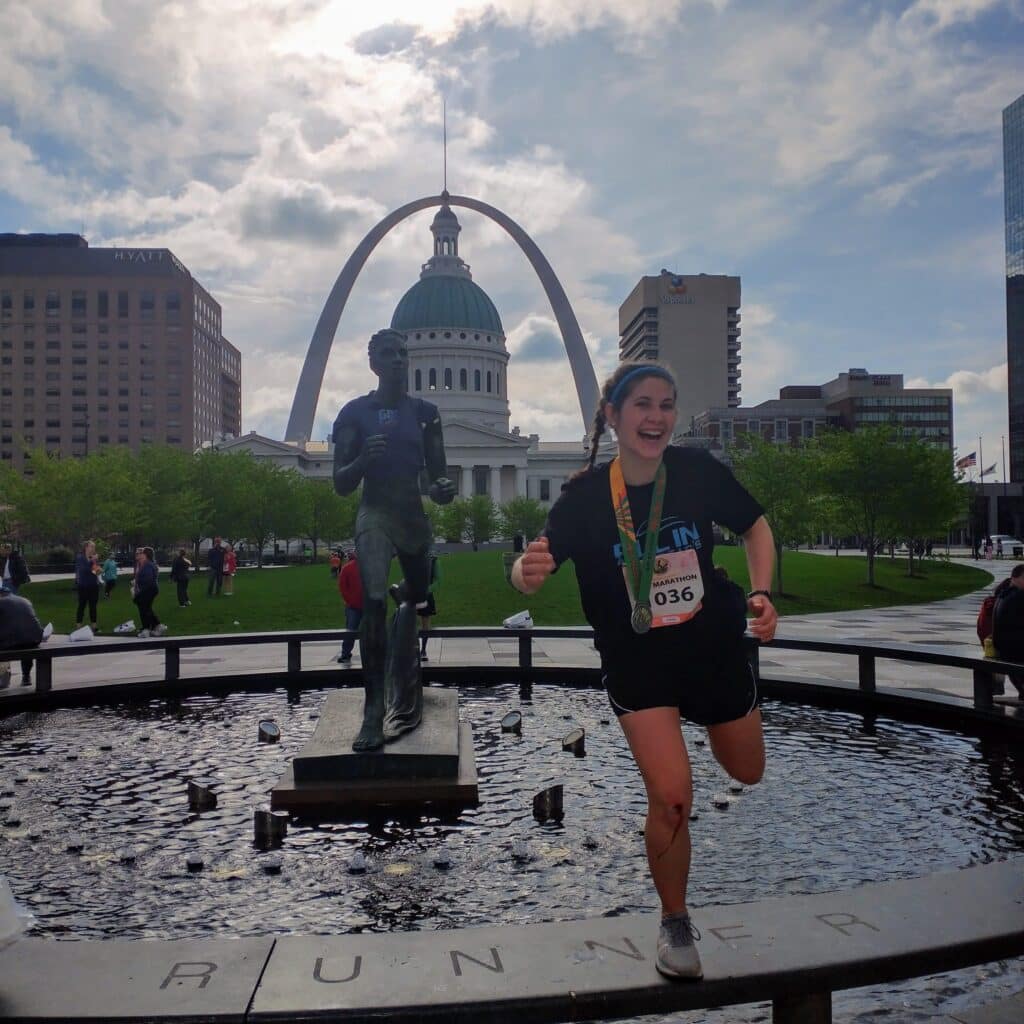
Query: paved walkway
1 560 1012 707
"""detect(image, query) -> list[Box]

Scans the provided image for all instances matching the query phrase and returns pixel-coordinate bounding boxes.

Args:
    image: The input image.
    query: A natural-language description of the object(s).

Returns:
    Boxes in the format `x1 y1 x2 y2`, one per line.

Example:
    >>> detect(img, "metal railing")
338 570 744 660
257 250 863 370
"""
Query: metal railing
2 628 1020 720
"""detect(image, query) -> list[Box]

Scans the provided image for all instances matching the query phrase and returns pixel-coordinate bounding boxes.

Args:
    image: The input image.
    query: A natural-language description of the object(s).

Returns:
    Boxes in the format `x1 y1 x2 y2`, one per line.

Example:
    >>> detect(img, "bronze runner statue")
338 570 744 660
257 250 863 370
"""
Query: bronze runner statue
332 329 456 750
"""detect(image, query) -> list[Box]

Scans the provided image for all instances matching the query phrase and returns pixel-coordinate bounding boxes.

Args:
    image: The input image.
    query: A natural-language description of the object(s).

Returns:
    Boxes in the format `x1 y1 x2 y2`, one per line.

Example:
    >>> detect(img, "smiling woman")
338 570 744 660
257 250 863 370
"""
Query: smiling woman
512 359 779 981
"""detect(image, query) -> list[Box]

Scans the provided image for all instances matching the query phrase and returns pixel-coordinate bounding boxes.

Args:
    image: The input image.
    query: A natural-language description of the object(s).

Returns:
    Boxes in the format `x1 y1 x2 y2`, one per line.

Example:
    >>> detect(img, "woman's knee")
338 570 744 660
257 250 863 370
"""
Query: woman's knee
646 782 693 822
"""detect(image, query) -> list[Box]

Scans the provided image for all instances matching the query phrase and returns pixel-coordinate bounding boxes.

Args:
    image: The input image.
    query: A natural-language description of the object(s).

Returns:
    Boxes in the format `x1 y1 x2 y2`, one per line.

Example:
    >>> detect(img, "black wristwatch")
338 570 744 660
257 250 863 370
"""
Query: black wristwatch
747 589 772 601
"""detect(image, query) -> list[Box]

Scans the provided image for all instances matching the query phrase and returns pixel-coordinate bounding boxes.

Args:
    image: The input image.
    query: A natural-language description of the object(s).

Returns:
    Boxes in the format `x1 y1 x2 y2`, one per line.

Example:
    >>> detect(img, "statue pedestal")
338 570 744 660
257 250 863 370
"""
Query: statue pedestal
271 689 478 815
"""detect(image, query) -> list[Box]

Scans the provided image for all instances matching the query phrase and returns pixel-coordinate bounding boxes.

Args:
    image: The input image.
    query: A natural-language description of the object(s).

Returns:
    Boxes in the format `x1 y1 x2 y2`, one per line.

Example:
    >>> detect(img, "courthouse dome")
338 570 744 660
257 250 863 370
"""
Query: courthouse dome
391 274 503 334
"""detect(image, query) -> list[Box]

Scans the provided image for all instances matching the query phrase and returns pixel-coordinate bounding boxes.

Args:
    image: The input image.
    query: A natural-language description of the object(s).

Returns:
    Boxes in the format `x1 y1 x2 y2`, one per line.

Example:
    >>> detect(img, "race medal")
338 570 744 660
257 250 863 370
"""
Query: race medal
610 458 666 635
631 603 653 634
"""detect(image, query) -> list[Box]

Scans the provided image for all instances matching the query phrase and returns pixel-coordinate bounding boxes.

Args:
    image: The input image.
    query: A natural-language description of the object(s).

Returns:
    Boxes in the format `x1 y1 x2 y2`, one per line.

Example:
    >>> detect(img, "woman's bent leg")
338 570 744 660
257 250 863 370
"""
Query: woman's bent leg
618 706 694 916
707 709 765 785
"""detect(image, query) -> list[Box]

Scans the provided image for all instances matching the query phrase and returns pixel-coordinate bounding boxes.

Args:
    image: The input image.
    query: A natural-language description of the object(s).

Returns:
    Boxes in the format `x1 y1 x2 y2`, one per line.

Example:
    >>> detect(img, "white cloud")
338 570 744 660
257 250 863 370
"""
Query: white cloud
0 0 1020 445
907 364 1008 468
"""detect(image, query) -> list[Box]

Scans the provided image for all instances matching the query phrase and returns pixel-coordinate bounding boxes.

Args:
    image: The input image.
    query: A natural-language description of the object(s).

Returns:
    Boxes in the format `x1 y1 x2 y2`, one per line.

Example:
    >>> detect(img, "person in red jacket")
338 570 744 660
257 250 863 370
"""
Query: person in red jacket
336 551 363 664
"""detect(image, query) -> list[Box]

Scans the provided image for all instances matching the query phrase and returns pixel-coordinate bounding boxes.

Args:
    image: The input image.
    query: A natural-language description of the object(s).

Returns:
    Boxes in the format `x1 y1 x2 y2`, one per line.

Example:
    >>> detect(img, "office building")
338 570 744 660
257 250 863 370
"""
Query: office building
1005 93 1024 480
618 270 741 430
694 368 953 450
0 234 241 470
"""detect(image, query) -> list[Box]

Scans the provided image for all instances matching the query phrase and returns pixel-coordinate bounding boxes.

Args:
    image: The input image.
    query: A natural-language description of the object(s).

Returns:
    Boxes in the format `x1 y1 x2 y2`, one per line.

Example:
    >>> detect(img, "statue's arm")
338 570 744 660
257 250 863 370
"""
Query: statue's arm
423 415 456 505
333 422 385 496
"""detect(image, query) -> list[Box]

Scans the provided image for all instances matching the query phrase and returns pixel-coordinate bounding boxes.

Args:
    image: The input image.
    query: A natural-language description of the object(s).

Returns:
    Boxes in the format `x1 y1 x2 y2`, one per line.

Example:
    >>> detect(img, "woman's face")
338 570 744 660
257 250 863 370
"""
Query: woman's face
85 542 96 557
605 376 678 463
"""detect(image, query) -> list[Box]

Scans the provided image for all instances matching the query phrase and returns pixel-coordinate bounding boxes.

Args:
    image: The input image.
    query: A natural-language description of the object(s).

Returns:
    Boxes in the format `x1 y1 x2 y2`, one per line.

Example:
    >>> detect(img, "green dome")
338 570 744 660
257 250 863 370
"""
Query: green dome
391 274 503 335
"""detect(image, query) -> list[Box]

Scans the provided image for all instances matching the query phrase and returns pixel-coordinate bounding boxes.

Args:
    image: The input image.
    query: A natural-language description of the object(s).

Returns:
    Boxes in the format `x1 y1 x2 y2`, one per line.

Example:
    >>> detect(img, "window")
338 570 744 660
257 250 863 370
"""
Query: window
540 479 551 502
0 291 11 319
428 368 437 390
165 291 181 323
45 291 60 318
721 420 733 444
118 291 129 318
71 291 87 318
474 369 481 392
473 467 489 496
486 371 492 393
496 371 501 395
802 419 815 439
140 291 155 320
444 368 452 390
97 291 109 318
22 291 34 315
460 368 467 390
748 419 760 435
414 369 422 391
774 418 788 442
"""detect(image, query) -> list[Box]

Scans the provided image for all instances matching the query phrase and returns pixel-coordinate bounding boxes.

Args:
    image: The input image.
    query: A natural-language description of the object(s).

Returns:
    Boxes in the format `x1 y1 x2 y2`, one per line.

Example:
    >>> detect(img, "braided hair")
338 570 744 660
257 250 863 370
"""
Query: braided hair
572 361 678 480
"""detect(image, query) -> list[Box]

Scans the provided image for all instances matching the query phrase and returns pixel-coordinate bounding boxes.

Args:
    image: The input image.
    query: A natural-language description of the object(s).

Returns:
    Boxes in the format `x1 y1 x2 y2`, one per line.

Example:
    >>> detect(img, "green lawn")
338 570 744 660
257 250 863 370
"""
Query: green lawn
18 550 993 635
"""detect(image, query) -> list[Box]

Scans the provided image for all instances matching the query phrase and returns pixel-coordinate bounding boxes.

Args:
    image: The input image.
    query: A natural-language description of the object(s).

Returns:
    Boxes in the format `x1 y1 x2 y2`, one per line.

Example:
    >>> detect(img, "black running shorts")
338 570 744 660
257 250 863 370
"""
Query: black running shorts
601 641 758 726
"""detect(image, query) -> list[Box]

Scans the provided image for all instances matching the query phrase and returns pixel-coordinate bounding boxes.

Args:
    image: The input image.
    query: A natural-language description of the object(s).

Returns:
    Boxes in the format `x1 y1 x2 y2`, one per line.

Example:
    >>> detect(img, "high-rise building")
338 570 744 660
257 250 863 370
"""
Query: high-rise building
618 270 740 432
0 234 241 471
1005 94 1024 480
694 368 953 451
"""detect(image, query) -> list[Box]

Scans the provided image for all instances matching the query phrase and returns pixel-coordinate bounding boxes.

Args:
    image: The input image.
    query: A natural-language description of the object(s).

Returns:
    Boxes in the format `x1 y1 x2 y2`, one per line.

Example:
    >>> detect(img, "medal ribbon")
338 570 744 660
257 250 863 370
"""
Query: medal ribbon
609 457 667 613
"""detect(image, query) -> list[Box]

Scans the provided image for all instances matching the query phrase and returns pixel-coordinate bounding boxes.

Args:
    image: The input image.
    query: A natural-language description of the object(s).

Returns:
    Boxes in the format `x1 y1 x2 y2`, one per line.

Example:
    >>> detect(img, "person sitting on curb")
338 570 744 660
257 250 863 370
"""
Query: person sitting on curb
0 588 44 689
992 564 1024 700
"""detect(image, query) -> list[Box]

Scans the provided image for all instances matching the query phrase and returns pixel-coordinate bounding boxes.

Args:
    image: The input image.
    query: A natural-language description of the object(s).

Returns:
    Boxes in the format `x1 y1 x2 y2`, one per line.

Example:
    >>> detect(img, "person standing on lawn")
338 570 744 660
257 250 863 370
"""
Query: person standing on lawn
170 548 192 607
0 543 30 595
134 546 165 637
336 550 363 664
512 360 776 982
206 536 225 596
73 540 101 633
223 544 237 596
101 553 119 598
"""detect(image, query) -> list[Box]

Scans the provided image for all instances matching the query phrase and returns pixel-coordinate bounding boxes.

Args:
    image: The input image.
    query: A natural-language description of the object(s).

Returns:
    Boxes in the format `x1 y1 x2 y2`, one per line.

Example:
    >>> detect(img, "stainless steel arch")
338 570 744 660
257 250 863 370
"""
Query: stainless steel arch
284 193 600 442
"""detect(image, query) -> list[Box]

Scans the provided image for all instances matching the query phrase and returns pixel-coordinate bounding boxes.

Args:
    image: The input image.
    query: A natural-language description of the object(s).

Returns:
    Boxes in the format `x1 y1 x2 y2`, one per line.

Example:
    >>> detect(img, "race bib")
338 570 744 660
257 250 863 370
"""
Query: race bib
623 548 704 628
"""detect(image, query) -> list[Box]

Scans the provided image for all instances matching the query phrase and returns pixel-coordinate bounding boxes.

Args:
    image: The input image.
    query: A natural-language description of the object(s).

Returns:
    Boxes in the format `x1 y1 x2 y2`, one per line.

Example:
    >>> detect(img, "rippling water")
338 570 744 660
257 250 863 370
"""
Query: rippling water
1 683 1022 1021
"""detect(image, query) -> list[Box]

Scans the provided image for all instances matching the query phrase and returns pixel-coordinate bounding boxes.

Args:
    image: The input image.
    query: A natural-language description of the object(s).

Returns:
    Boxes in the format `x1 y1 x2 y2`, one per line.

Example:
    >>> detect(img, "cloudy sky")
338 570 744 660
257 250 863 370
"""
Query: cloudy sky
1 0 1022 470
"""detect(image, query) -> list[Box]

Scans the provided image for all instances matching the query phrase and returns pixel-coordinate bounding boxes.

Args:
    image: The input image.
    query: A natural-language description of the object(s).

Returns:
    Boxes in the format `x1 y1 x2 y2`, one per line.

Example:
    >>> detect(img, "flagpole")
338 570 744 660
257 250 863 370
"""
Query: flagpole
979 436 984 487
1003 435 1008 498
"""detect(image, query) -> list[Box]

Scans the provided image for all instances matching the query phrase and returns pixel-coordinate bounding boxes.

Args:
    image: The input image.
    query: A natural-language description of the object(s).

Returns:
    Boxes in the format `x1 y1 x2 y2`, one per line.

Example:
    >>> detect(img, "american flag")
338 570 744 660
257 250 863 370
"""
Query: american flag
980 463 997 477
956 452 977 470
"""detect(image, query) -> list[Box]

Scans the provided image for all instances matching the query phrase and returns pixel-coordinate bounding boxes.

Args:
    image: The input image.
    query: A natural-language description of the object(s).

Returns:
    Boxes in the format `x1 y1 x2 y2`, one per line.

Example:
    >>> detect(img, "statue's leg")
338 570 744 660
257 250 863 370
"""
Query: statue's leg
352 520 393 752
383 547 431 742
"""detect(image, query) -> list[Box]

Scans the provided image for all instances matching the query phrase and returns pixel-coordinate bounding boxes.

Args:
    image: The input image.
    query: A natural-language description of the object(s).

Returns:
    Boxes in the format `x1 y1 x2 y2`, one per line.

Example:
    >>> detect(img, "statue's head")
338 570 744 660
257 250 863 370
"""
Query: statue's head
368 329 409 391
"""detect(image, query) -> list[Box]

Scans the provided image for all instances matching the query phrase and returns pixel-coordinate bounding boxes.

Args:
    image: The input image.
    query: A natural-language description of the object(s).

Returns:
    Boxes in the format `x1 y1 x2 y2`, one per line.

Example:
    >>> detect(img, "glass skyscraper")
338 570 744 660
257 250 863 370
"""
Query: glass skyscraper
1005 94 1024 479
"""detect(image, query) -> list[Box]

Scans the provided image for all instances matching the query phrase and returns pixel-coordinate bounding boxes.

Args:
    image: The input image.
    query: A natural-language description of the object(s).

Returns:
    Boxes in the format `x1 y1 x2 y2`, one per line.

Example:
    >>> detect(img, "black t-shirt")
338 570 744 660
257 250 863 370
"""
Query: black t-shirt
544 446 764 661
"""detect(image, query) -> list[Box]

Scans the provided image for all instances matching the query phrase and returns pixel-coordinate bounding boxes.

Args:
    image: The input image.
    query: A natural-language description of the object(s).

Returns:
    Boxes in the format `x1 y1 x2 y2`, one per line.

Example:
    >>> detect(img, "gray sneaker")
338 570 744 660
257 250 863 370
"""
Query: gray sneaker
656 912 702 980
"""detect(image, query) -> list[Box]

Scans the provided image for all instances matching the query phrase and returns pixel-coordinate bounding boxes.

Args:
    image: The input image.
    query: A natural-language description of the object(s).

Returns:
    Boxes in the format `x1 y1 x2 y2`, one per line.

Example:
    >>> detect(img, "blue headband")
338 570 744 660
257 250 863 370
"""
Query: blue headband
607 366 675 408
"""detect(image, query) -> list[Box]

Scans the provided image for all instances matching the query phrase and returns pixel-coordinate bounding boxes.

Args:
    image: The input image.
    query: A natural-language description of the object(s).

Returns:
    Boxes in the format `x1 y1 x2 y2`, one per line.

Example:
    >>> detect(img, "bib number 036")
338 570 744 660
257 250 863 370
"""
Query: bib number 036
654 587 694 606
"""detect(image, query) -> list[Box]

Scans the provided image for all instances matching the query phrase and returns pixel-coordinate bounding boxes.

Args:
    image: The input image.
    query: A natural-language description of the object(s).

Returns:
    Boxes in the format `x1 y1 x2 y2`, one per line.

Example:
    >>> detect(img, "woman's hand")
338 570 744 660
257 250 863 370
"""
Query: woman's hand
513 537 555 594
747 593 777 643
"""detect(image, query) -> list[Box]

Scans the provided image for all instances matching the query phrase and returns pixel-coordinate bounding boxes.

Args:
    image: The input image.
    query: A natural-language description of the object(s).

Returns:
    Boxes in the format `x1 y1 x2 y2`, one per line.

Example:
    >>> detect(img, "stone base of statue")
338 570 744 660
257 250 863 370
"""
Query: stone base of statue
271 689 478 816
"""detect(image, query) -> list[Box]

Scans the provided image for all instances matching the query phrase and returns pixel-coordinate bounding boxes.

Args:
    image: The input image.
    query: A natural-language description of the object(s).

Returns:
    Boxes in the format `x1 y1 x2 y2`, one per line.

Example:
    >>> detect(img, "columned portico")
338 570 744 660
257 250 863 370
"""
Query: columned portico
490 466 502 502
515 466 527 498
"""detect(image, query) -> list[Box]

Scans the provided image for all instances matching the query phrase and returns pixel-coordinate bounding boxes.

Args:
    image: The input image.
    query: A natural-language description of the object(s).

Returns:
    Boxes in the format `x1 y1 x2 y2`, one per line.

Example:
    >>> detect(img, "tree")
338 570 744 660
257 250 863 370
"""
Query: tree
466 494 498 547
301 478 358 560
136 445 211 552
498 496 548 543
811 425 908 586
888 436 967 575
235 460 306 567
436 497 471 543
729 434 818 596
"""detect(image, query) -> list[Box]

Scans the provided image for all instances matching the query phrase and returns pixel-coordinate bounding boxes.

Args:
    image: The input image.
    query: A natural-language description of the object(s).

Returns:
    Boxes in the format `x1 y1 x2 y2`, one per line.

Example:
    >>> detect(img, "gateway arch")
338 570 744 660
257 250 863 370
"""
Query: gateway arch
284 192 600 443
